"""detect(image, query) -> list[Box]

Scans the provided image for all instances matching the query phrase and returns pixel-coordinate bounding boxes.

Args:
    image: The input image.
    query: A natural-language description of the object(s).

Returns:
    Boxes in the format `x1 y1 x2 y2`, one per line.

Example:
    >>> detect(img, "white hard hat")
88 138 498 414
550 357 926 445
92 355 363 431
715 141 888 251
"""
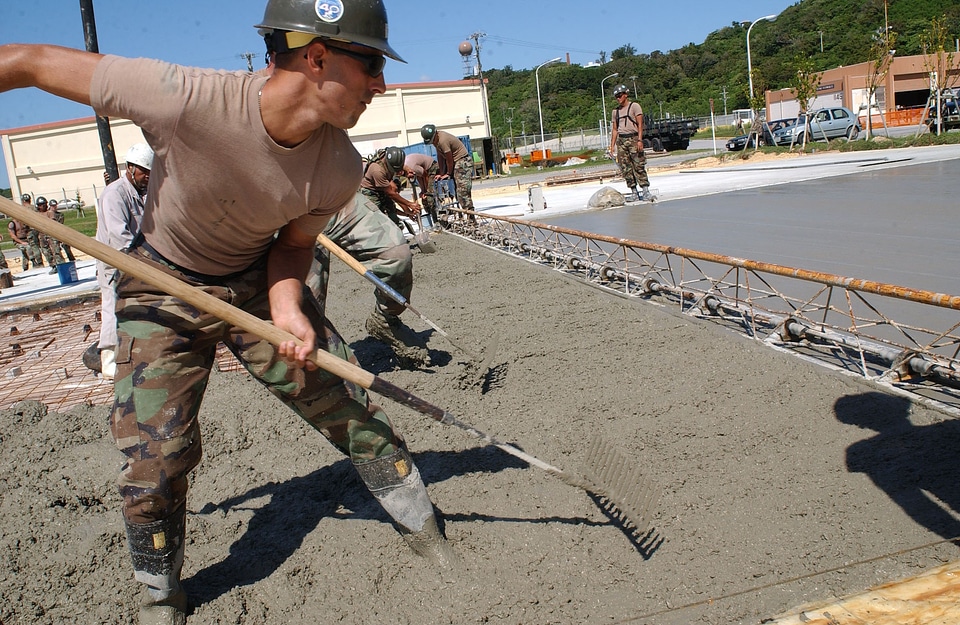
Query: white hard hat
125 142 154 171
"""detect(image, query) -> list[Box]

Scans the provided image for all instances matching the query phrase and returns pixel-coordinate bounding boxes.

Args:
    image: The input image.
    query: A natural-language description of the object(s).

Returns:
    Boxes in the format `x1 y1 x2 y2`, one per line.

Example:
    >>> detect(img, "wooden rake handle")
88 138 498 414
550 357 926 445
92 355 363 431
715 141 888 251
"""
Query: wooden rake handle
0 196 485 440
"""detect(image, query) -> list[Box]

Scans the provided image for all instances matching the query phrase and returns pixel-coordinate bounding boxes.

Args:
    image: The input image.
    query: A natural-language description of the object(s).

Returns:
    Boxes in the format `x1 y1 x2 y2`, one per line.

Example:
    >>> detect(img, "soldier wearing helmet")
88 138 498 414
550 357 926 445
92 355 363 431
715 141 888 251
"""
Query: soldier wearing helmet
360 147 421 229
355 146 433 366
34 196 66 273
9 193 44 270
45 198 76 262
0 0 452 621
89 142 155 381
421 123 476 222
609 83 653 202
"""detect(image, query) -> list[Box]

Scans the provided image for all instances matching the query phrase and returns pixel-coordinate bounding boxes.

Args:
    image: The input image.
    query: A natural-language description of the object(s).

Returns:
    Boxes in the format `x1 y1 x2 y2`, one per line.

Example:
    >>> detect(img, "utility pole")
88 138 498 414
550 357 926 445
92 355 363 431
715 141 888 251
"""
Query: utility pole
507 107 515 151
239 52 256 72
79 0 118 183
721 86 728 116
464 32 491 138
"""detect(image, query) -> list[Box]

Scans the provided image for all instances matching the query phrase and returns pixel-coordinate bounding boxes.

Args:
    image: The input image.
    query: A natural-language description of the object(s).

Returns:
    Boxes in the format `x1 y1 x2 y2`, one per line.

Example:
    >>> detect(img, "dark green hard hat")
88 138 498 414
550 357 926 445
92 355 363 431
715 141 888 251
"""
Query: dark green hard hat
383 147 405 175
256 0 404 62
421 124 437 144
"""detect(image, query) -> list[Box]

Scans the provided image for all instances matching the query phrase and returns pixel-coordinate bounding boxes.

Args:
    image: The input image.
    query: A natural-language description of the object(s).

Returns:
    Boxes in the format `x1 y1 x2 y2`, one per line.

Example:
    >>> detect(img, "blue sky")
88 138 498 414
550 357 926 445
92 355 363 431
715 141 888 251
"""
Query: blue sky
0 0 795 187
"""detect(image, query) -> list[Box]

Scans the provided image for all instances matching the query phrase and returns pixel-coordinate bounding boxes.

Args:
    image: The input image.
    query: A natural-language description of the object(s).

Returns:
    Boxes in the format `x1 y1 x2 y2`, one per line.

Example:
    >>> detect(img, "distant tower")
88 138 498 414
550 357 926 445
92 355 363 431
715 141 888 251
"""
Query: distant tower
459 40 474 78
459 34 491 137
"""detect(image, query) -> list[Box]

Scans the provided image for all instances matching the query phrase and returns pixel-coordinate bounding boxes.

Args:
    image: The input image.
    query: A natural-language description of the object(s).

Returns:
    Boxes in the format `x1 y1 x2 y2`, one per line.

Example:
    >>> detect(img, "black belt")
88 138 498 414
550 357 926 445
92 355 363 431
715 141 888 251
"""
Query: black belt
132 234 262 286
618 133 638 138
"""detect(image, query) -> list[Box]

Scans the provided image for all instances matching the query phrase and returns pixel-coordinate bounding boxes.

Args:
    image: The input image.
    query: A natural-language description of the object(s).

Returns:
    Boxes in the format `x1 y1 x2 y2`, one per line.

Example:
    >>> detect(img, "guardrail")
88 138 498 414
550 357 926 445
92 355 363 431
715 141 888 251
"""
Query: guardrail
443 211 960 416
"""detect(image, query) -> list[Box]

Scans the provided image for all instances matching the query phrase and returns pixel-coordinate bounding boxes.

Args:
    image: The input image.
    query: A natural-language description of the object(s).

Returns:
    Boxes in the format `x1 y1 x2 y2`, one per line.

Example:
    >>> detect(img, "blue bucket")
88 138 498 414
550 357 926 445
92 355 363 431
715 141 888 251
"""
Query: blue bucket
56 261 78 285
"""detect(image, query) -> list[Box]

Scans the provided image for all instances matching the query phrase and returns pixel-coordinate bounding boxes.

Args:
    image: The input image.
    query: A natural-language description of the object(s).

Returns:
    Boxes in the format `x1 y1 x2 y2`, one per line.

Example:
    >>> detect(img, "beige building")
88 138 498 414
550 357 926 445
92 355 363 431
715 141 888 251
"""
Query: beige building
766 52 960 126
2 79 487 209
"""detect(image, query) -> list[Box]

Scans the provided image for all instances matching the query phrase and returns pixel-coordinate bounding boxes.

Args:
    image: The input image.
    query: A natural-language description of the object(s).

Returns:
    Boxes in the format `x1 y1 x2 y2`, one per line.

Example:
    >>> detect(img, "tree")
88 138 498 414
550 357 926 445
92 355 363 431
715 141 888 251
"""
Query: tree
863 26 898 139
920 15 958 135
611 44 637 60
790 54 822 149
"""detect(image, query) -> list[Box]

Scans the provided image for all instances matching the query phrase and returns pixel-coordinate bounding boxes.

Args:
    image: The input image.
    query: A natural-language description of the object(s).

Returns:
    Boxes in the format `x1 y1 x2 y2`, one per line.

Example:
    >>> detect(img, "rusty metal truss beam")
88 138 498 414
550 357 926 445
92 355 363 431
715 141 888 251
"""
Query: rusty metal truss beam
444 211 960 416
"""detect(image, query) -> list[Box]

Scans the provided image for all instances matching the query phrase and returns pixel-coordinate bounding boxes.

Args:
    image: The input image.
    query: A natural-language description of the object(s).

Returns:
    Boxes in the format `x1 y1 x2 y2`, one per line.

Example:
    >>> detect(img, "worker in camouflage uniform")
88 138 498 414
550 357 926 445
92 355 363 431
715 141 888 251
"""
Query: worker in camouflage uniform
310 193 431 369
609 84 653 202
421 124 476 222
0 1 454 623
8 194 43 270
47 199 76 261
403 152 441 227
35 197 65 273
359 146 420 232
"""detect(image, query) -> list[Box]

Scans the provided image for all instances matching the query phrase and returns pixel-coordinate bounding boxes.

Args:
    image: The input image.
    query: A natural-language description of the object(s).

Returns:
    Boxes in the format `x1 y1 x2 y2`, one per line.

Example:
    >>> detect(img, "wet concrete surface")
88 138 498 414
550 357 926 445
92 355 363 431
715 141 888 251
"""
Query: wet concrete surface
546 158 960 297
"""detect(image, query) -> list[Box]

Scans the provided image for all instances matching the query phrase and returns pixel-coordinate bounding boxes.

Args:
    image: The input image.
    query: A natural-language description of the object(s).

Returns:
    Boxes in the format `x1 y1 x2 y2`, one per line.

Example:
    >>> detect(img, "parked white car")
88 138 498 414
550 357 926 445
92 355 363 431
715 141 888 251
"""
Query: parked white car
773 107 862 146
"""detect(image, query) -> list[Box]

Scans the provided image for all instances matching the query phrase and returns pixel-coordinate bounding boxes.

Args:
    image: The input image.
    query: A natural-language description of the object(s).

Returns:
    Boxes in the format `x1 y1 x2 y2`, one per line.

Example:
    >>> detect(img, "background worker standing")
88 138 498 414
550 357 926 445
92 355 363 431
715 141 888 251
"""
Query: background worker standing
47 199 76 262
8 194 42 271
93 142 153 379
35 196 65 273
609 83 653 202
421 124 476 222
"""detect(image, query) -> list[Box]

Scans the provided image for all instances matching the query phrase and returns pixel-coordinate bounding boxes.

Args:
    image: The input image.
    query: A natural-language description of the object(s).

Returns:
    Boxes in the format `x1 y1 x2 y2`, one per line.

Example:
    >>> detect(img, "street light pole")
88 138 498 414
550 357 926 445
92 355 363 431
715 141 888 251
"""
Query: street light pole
746 14 777 102
536 57 563 162
601 72 619 148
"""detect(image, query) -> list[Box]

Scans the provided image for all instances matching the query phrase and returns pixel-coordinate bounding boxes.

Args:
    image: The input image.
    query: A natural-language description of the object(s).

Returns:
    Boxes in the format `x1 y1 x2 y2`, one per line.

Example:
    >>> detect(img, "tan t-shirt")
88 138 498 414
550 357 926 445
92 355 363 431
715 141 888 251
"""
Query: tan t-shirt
435 131 469 162
613 101 643 135
90 56 361 275
360 159 392 191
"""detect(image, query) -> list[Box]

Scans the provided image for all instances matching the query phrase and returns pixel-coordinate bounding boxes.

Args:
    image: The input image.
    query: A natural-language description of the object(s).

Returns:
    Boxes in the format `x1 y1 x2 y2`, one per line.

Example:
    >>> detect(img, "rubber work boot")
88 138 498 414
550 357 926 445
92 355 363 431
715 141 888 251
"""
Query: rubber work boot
354 447 457 567
365 308 430 369
125 506 188 625
82 341 102 373
640 186 655 202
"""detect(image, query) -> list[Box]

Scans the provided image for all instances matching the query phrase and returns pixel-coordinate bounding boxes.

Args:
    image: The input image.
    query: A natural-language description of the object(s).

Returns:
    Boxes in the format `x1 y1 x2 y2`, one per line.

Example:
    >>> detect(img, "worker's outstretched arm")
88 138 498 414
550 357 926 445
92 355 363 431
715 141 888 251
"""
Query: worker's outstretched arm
0 44 102 104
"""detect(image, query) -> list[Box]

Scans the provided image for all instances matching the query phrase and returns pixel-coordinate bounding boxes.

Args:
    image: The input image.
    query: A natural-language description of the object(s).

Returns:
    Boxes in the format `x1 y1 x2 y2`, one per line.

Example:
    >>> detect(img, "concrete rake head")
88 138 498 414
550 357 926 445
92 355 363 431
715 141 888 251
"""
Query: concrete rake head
578 435 660 537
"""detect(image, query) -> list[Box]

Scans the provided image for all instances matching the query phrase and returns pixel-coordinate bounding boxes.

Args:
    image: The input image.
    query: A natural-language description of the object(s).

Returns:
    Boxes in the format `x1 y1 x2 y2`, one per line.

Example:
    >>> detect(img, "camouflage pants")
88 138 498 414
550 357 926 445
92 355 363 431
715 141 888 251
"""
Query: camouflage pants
453 157 475 219
40 233 64 266
111 244 403 523
615 135 650 189
15 245 31 271
418 162 440 222
21 232 43 268
360 187 405 231
29 230 59 267
309 193 413 319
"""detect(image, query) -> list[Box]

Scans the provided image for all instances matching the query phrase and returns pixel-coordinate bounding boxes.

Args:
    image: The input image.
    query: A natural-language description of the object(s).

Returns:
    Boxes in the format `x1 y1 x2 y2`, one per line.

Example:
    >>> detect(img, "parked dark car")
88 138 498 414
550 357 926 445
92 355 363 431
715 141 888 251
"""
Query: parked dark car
773 107 861 146
726 118 797 151
926 92 960 131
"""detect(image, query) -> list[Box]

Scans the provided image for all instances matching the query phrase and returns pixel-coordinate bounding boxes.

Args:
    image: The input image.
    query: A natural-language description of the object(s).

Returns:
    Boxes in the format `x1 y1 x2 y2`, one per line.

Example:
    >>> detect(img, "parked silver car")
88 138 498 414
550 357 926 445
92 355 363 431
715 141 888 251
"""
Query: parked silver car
773 107 861 146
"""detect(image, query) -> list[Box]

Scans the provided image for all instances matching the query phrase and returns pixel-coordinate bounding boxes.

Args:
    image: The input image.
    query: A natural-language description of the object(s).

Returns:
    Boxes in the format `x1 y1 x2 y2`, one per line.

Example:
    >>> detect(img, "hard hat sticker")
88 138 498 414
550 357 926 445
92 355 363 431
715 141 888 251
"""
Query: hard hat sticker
314 0 344 23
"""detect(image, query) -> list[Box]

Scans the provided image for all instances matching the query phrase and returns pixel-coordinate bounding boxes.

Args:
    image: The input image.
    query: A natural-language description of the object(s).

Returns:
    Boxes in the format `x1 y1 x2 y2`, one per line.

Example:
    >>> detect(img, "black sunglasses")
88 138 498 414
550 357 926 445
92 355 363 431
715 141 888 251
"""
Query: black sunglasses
324 42 386 78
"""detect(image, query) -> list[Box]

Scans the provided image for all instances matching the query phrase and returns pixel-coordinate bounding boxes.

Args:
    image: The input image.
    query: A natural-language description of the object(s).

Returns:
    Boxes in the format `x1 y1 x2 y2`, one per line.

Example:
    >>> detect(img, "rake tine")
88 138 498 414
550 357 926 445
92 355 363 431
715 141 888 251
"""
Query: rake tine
582 436 660 534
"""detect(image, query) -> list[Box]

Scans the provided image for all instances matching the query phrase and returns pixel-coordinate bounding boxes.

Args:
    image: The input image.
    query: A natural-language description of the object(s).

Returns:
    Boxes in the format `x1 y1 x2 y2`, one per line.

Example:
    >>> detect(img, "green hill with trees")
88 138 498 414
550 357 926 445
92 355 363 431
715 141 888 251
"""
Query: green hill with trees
482 0 960 147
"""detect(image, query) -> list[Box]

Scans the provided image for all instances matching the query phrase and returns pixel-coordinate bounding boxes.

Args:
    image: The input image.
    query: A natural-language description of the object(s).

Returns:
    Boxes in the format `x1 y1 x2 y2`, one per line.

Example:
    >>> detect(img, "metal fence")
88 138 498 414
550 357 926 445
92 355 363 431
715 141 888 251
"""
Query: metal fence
442 211 960 417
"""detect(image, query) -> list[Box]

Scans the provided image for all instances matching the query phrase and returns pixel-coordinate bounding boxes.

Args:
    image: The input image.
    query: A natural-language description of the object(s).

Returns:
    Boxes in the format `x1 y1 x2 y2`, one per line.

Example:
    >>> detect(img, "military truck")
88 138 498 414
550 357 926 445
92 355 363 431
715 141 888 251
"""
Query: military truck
643 115 699 152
